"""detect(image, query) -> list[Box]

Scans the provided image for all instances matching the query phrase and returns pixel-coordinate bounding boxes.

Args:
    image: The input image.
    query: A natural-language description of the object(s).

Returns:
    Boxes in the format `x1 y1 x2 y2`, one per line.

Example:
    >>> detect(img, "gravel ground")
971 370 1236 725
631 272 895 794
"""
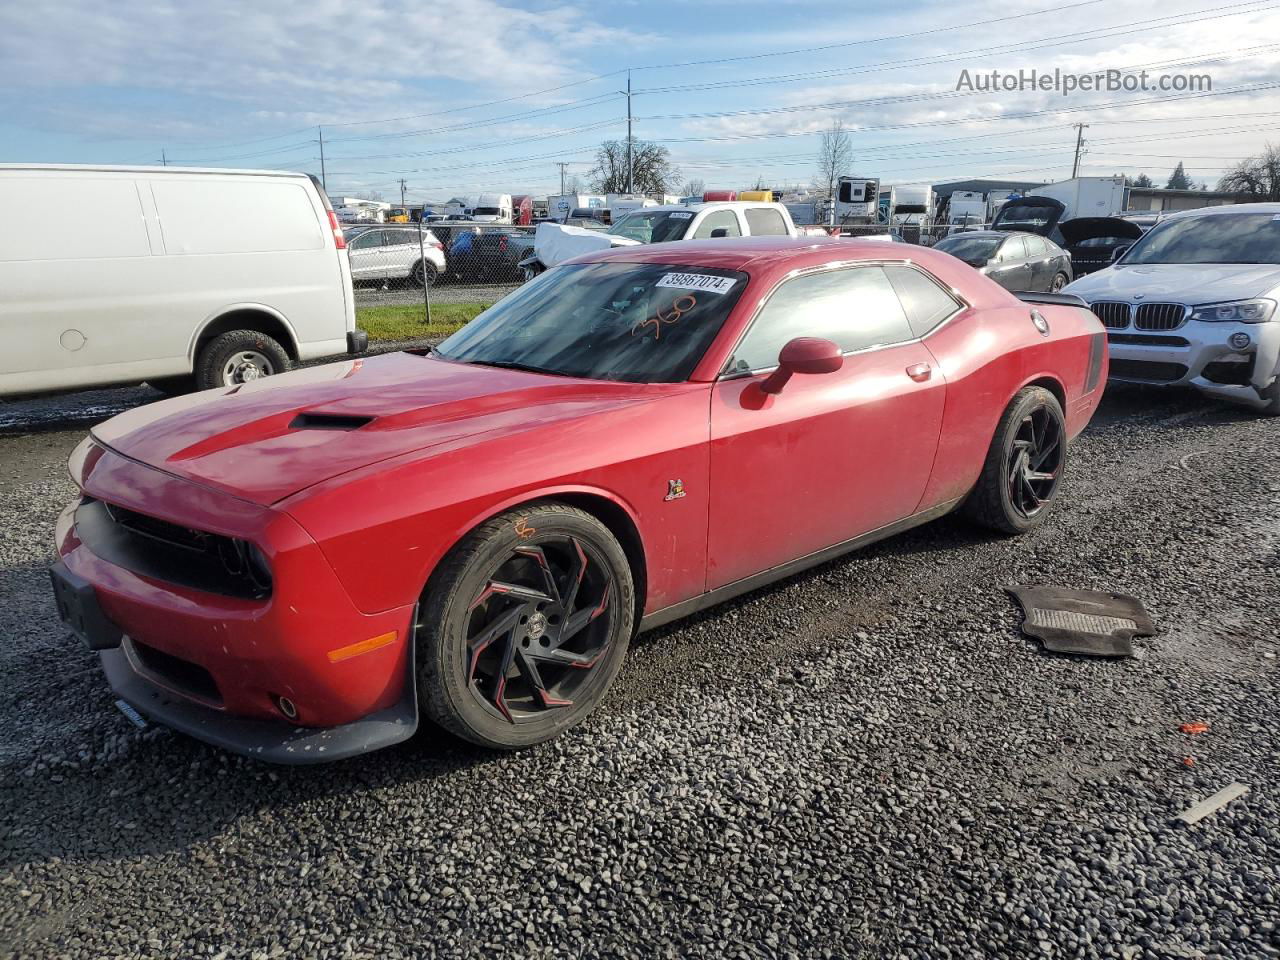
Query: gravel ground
1 383 1277 959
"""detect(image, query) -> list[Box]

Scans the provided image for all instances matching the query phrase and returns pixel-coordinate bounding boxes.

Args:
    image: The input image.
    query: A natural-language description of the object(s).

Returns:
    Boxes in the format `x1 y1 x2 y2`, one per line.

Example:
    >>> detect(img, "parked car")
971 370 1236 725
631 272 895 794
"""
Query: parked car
1065 203 1280 414
345 225 445 287
934 230 1073 292
0 164 362 396
51 236 1105 761
449 227 534 282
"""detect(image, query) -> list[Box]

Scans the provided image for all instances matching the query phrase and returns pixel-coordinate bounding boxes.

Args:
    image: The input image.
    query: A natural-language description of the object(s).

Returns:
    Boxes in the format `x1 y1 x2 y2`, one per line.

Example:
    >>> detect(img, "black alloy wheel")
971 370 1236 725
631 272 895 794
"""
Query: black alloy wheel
465 536 614 722
1007 403 1064 520
417 504 635 748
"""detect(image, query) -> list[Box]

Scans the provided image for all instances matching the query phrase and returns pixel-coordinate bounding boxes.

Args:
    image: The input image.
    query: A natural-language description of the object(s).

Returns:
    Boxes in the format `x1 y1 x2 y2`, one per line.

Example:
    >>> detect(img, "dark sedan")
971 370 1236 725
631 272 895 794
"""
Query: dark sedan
933 230 1073 293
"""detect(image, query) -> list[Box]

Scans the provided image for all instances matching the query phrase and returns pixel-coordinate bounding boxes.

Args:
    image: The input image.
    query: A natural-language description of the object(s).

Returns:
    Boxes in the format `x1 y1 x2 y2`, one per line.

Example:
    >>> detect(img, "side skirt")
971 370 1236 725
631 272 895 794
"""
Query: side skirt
637 497 964 634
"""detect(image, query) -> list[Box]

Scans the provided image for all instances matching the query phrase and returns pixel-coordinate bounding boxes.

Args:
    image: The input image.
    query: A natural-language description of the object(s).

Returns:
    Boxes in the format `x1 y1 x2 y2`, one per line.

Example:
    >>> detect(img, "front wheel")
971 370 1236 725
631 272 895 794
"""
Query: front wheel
411 260 438 287
417 504 635 749
963 386 1067 535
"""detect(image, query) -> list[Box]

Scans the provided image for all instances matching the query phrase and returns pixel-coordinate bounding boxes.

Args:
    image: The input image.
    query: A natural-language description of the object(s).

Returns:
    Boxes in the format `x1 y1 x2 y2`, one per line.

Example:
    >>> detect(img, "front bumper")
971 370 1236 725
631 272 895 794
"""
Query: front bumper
1099 314 1280 399
53 444 420 762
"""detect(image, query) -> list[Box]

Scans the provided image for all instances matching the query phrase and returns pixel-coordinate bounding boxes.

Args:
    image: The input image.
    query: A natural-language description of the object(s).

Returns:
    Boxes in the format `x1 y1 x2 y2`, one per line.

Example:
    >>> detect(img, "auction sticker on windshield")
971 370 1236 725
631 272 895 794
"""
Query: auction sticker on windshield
656 273 739 295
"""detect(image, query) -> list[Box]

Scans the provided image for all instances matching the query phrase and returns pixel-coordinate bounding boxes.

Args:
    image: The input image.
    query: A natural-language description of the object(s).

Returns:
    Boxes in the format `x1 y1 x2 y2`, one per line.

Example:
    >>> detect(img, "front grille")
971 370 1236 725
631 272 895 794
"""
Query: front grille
1134 302 1187 331
1107 333 1191 347
1109 359 1188 382
76 500 271 600
1090 302 1130 329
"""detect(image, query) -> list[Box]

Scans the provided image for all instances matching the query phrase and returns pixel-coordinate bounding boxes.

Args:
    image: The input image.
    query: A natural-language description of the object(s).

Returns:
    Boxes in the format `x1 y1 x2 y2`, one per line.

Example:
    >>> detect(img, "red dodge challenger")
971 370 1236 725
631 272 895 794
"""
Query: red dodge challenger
51 237 1106 761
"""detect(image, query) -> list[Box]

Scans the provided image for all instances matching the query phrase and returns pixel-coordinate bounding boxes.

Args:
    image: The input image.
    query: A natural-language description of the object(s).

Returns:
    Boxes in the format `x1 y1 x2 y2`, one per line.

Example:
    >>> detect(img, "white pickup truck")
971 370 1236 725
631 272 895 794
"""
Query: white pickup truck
525 201 798 277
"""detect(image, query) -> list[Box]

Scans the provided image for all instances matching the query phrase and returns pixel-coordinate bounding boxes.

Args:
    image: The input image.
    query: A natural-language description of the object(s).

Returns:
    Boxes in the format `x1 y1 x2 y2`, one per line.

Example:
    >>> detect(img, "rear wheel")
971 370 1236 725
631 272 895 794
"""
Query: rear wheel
194 330 291 391
417 504 635 749
963 386 1067 535
411 260 438 287
1050 272 1069 292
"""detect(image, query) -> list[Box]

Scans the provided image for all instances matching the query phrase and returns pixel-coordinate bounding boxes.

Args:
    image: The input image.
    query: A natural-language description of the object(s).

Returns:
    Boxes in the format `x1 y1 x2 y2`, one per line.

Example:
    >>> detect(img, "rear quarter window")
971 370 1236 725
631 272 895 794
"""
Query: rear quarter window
0 176 150 261
884 266 962 338
152 178 324 255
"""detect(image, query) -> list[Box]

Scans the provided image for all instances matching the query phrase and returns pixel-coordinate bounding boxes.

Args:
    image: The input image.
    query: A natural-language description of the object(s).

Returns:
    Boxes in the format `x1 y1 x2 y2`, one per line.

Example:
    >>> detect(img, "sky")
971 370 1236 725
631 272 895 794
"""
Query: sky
2 0 1279 204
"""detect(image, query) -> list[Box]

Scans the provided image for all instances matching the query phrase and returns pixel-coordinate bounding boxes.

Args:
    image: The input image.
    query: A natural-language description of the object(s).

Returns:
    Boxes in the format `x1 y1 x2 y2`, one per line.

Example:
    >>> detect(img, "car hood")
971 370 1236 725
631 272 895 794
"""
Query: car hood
1064 263 1280 303
534 222 641 268
91 352 672 506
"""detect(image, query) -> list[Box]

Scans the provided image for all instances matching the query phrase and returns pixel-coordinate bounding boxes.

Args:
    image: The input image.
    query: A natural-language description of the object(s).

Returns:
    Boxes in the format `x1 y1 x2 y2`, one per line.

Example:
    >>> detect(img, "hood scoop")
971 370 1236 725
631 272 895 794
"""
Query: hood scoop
288 412 375 431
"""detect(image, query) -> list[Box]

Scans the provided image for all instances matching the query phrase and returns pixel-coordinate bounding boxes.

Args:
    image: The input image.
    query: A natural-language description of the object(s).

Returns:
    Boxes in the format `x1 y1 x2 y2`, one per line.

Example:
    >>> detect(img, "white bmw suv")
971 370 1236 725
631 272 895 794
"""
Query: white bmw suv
1065 203 1280 415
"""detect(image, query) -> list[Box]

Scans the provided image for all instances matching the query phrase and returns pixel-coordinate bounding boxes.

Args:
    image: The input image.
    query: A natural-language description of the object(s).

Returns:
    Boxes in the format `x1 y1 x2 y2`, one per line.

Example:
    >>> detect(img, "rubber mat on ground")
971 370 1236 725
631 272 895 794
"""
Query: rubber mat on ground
1007 586 1156 657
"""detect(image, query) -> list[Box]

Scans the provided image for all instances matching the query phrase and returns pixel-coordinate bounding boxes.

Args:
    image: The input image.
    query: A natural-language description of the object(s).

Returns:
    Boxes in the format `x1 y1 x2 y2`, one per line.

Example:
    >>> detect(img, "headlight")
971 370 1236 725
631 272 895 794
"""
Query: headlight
1189 298 1276 323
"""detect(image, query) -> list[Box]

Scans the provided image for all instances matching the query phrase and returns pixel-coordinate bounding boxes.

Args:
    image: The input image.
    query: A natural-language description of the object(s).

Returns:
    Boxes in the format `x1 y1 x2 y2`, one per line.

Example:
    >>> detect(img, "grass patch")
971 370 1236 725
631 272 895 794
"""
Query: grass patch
356 302 490 341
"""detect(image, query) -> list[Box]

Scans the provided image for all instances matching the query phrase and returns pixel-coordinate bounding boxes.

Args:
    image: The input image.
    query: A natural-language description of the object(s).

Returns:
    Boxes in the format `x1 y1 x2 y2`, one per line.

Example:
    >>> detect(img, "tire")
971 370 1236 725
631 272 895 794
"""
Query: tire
194 330 291 391
417 503 635 749
1050 272 1069 292
411 260 438 287
145 375 195 396
963 386 1067 535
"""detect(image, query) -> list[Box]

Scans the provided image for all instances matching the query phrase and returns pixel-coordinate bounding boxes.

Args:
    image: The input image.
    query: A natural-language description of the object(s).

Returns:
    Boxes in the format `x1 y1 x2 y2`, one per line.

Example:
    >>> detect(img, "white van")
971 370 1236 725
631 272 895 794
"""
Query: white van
0 164 361 397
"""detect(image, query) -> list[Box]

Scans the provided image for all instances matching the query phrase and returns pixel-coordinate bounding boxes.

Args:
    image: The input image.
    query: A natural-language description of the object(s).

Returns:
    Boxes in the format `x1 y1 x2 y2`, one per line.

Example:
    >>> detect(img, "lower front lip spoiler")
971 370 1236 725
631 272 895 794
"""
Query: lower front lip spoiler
99 631 419 765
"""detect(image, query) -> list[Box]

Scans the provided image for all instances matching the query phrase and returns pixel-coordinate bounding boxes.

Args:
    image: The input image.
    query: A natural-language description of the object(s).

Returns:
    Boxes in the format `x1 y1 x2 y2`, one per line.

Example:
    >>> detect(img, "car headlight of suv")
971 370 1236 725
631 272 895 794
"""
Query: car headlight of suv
1189 298 1276 323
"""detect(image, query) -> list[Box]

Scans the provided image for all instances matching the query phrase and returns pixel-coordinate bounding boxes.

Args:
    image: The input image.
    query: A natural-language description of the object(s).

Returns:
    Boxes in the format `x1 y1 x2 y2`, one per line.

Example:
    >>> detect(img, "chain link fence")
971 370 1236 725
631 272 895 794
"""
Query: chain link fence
347 218 998 322
346 221 531 309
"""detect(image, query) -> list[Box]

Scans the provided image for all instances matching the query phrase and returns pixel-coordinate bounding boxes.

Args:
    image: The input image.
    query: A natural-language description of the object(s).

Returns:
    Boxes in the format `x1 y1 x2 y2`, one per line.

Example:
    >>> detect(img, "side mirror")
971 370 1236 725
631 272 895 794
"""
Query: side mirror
1111 244 1132 262
760 337 844 395
709 227 730 238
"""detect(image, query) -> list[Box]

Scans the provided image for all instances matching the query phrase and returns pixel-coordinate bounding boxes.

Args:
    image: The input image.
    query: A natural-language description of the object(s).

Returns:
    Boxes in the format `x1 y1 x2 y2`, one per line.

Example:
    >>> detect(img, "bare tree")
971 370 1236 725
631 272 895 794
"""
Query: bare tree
590 139 680 195
814 120 852 204
1218 144 1280 200
355 190 385 202
563 174 584 195
682 177 706 198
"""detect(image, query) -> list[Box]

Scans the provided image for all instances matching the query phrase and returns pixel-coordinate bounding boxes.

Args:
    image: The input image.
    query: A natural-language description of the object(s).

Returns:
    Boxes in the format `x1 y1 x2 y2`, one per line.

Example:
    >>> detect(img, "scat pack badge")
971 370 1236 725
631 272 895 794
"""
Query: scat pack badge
664 479 686 502
513 517 536 539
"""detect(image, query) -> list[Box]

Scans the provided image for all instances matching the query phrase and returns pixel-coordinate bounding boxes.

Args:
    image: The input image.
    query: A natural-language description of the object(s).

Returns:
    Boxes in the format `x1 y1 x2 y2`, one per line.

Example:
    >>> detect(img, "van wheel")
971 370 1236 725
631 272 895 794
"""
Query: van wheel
195 330 291 390
411 261 438 287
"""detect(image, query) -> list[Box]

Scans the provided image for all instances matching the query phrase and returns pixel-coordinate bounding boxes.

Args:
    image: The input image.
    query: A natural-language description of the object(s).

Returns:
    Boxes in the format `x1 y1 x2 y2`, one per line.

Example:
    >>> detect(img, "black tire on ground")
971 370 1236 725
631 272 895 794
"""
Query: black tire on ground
194 330 291 391
963 385 1068 536
411 260 438 287
145 375 195 396
417 503 635 749
1050 272 1069 292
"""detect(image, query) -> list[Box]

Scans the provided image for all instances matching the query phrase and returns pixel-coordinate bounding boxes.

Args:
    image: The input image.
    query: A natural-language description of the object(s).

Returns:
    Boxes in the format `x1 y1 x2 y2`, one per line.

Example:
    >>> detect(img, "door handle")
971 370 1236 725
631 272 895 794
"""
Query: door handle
906 362 932 382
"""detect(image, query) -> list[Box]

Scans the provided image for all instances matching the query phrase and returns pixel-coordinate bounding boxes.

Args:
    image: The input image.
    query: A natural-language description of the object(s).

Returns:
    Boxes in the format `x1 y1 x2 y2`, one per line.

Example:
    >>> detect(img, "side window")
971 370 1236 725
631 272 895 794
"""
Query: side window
383 230 411 247
744 207 789 236
692 210 741 239
1024 235 1046 257
883 266 962 339
349 231 382 250
728 267 912 373
1001 236 1027 261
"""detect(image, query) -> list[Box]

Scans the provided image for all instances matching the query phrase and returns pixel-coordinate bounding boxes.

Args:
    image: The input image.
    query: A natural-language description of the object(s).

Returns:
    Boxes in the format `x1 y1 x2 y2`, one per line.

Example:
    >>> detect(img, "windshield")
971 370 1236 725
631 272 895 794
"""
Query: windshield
473 207 502 216
435 261 748 383
608 210 694 244
935 235 1001 263
995 201 1058 233
1121 213 1280 265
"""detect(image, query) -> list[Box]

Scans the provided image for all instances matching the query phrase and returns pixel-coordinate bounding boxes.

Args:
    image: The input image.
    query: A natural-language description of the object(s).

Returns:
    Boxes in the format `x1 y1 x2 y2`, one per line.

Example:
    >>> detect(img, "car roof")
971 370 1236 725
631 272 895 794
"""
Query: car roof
1160 201 1280 221
938 231 1012 240
628 202 788 214
571 235 931 271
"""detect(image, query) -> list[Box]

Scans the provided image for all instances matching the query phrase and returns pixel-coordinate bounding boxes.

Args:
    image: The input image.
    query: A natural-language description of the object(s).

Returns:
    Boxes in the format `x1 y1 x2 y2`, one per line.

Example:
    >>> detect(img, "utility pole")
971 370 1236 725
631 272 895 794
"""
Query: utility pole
399 178 407 207
318 126 327 191
557 162 568 195
625 70 633 194
1071 123 1089 179
161 149 167 166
